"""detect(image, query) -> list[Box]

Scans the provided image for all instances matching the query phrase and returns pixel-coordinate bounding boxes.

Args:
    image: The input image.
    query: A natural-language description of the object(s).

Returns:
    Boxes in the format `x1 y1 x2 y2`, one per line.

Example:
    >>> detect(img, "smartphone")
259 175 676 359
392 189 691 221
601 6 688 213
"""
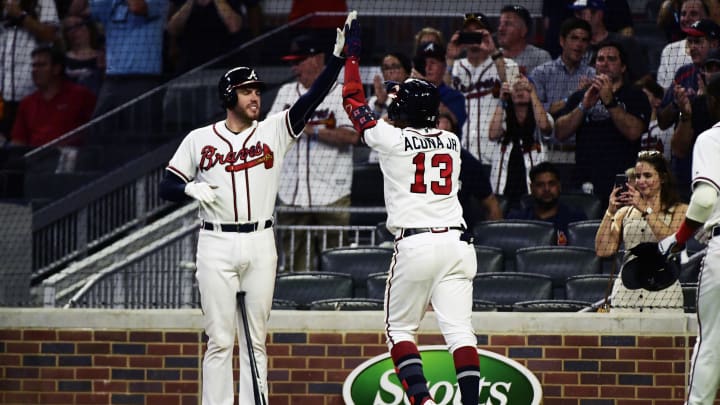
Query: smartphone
457 31 485 44
614 173 629 194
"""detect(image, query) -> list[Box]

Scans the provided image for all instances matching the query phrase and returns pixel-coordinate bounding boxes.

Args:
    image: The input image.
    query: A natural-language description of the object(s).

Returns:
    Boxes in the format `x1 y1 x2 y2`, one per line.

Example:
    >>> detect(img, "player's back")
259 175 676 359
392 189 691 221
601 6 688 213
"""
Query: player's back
364 120 465 232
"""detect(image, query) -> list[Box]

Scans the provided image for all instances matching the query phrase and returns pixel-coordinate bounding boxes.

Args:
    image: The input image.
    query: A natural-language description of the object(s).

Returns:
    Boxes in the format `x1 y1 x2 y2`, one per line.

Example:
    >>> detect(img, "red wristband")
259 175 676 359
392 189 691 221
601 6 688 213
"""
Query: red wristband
675 220 696 245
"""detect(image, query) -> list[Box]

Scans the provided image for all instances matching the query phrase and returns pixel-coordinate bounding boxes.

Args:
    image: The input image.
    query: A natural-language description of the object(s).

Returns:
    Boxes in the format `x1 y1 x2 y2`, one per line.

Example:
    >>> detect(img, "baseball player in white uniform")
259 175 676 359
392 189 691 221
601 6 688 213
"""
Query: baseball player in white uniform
342 17 479 405
158 11 356 405
269 35 358 271
446 12 520 166
658 73 720 405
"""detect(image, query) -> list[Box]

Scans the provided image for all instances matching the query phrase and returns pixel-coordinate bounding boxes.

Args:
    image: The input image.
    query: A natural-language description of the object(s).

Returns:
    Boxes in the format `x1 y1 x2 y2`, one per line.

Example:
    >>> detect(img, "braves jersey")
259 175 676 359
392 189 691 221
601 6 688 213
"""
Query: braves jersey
692 122 720 231
270 81 354 206
451 57 520 165
363 119 466 234
167 112 297 223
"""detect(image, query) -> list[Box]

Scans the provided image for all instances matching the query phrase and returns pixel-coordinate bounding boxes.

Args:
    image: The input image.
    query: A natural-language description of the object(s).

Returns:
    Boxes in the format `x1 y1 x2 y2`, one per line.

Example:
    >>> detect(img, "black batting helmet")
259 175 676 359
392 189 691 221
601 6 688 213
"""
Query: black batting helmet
620 242 681 291
387 78 439 128
218 67 266 109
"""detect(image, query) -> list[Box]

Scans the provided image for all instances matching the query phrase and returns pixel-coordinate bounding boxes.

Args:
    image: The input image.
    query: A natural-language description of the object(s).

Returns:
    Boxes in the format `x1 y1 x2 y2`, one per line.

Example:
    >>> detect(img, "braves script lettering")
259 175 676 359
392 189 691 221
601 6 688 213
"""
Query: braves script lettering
198 142 274 172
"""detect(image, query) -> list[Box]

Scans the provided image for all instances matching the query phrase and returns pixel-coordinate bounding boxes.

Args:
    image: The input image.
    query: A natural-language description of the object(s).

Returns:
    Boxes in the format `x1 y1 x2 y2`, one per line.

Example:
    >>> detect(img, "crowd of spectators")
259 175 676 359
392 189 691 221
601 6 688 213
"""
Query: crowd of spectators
0 0 717 238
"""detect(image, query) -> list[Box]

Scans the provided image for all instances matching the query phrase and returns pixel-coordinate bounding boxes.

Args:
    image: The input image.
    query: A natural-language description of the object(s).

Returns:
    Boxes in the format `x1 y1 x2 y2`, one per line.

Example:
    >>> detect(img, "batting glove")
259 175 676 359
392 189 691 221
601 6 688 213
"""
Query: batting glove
344 11 361 59
333 10 357 57
658 233 678 256
185 182 218 204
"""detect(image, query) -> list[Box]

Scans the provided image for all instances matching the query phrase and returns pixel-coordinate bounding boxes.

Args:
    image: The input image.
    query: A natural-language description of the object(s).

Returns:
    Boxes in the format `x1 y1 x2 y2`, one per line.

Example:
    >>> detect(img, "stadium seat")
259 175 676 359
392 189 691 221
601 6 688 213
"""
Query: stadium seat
272 298 299 310
558 193 603 220
320 247 394 297
365 272 388 300
472 299 498 312
274 272 353 309
682 283 697 313
515 246 601 299
472 220 555 271
350 163 386 225
495 194 510 217
309 298 384 311
512 299 591 312
565 274 615 304
374 222 395 246
566 220 601 249
472 272 553 311
474 245 504 274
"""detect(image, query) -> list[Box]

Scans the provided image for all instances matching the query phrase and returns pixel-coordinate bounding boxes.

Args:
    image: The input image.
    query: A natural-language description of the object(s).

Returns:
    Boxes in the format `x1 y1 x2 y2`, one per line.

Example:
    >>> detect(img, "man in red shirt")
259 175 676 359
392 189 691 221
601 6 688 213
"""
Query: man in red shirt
11 45 96 148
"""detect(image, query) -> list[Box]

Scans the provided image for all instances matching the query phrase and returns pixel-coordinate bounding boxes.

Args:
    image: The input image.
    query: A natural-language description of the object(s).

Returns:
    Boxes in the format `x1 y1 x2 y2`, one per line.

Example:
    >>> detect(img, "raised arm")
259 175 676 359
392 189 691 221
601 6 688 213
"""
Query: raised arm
287 13 356 135
340 12 379 136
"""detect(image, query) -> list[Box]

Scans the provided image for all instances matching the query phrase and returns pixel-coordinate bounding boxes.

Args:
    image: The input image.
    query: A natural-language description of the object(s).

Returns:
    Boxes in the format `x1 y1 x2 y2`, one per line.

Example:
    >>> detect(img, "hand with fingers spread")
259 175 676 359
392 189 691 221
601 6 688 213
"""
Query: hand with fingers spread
185 182 218 204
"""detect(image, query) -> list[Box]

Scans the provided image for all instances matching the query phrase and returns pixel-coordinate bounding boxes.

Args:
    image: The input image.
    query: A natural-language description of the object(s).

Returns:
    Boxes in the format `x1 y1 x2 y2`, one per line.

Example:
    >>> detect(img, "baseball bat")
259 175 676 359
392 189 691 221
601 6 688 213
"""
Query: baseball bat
236 291 267 405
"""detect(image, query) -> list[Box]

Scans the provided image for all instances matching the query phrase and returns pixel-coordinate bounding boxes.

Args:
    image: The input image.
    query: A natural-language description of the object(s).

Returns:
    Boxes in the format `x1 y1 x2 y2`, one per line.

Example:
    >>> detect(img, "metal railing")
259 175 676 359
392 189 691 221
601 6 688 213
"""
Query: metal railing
63 221 383 308
31 142 178 283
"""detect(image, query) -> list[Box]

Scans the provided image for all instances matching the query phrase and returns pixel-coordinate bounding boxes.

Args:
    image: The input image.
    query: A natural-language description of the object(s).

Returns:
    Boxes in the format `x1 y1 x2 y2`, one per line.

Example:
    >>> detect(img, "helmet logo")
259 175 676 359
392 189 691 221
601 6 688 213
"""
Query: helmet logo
248 70 258 81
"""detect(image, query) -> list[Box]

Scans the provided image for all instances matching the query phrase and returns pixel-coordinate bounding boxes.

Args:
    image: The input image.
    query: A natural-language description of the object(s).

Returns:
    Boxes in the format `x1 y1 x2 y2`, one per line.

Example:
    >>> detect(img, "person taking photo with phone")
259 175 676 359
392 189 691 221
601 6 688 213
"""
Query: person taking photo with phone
446 12 520 178
595 150 688 312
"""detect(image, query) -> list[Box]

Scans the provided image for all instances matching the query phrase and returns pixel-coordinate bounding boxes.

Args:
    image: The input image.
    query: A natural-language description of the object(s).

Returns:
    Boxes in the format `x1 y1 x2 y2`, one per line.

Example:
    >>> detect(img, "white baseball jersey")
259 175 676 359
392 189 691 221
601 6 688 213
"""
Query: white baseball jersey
270 81 354 206
692 123 720 231
657 39 691 90
685 122 720 405
451 57 520 165
167 112 298 223
363 119 466 235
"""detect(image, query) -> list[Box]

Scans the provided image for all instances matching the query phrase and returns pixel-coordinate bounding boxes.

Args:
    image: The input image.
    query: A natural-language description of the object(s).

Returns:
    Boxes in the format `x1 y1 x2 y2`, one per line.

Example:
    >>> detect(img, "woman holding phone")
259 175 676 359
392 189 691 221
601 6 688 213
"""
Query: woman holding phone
595 150 688 312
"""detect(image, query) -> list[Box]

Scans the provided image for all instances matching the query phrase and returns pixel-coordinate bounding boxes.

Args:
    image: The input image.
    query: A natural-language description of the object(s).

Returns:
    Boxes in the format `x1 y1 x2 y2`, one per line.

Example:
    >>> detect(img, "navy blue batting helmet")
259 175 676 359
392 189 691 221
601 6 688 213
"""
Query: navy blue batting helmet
387 78 439 128
218 67 265 109
621 242 681 291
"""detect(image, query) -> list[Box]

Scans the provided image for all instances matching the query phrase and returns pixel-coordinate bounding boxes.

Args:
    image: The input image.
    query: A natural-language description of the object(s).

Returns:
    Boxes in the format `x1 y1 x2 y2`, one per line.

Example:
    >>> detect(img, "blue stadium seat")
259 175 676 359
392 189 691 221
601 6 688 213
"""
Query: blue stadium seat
472 220 555 272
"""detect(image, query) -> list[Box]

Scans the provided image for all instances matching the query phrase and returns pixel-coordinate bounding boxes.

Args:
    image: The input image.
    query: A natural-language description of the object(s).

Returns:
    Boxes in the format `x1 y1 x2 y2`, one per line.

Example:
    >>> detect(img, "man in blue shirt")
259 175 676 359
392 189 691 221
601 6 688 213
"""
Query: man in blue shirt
530 17 594 166
507 161 587 245
69 0 169 118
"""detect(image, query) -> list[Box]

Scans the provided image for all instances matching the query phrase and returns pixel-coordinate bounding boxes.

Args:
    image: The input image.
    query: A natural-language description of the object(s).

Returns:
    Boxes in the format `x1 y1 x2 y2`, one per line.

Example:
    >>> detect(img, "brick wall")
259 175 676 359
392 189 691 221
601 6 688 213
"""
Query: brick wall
0 310 702 405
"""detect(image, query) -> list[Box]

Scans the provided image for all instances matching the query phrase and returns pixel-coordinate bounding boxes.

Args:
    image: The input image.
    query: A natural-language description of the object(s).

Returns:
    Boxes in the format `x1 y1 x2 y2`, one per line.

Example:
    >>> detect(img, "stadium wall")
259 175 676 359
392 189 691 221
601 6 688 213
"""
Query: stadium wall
0 309 701 404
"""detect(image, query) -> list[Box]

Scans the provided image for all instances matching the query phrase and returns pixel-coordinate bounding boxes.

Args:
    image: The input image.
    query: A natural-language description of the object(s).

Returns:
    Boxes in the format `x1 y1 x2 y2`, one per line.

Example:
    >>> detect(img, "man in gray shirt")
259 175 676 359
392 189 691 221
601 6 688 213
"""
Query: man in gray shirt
497 4 551 75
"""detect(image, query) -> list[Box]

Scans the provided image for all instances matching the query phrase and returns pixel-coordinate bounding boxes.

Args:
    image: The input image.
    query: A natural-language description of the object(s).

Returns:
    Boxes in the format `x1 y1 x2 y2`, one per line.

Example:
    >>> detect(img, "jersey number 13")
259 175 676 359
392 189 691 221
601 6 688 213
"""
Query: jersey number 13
410 152 452 195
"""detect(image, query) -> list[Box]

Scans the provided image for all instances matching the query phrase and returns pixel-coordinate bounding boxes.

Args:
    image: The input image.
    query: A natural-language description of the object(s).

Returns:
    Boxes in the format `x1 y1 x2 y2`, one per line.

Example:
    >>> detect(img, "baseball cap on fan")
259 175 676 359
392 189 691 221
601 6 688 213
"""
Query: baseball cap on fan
413 41 447 76
463 12 493 32
569 0 606 10
501 5 532 30
281 34 325 62
682 19 720 40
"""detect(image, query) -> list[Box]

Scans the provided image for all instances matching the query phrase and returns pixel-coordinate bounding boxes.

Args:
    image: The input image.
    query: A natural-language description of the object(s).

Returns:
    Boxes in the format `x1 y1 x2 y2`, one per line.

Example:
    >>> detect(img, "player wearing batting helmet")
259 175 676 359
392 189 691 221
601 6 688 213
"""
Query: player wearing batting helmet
342 16 480 405
159 11 358 405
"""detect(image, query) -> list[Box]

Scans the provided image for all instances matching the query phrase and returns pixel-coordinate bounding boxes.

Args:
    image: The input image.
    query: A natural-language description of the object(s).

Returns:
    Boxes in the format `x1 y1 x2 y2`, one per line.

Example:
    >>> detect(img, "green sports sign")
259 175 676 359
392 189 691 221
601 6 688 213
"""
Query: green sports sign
342 345 542 405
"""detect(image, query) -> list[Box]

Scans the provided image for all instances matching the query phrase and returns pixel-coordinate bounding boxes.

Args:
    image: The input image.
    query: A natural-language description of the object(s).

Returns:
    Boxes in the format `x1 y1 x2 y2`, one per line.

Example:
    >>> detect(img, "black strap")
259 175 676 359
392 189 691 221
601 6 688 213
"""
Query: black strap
399 226 464 238
202 219 273 233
